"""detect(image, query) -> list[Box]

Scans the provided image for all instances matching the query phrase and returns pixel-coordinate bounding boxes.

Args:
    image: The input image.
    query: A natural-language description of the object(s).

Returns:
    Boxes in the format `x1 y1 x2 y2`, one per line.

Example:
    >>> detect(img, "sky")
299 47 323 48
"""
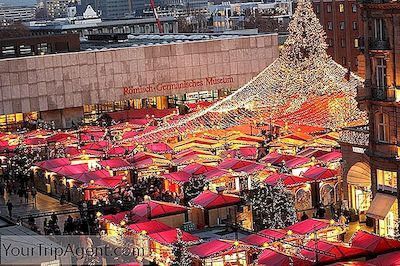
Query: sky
0 0 36 6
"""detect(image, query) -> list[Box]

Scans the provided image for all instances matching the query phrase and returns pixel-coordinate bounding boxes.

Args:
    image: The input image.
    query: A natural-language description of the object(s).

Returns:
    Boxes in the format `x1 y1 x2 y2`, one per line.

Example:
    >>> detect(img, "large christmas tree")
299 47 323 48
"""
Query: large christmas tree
171 229 192 266
248 182 297 231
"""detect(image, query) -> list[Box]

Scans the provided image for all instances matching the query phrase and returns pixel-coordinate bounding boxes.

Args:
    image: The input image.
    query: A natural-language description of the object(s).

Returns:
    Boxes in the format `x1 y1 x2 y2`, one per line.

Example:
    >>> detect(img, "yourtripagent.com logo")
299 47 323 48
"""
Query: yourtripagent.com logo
0 235 145 265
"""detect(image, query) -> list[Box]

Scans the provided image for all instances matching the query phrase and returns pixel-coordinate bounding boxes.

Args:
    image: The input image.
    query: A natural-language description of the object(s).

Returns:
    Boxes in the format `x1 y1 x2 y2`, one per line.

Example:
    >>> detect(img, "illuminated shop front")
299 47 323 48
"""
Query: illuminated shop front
0 112 38 131
367 192 398 237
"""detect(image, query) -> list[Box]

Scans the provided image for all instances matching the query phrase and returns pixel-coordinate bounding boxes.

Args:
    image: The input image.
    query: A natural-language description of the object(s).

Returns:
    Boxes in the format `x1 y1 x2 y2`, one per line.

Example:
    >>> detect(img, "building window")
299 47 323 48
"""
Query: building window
354 38 359 48
339 3 344 12
374 18 386 41
376 57 387 89
377 169 397 189
328 38 334 47
316 5 320 14
327 4 332 13
339 21 345 30
352 4 357 12
376 111 390 142
352 21 358 30
327 21 333 30
341 38 346 47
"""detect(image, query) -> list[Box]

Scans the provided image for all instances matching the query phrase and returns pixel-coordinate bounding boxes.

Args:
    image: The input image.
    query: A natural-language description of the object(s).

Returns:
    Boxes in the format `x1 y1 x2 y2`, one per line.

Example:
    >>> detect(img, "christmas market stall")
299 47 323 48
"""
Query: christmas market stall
189 190 241 228
285 218 346 242
189 239 256 266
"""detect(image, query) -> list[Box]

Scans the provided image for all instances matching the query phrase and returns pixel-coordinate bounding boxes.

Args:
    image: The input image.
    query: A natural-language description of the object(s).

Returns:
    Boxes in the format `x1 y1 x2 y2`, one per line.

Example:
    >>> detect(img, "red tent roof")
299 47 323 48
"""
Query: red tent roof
102 211 147 225
175 149 212 158
80 131 104 142
127 220 171 234
36 158 71 171
50 164 88 178
71 169 112 183
317 151 342 163
148 229 200 245
303 166 338 181
258 249 312 266
241 229 286 246
262 152 297 165
146 143 173 154
224 146 257 159
301 240 367 264
65 147 104 158
218 158 265 173
285 157 311 168
189 239 247 259
297 148 330 158
367 251 400 265
162 171 191 184
107 147 128 156
100 158 133 170
190 190 241 209
131 200 187 218
81 141 110 151
265 173 312 187
182 163 219 175
47 132 77 143
351 231 400 254
24 137 48 146
286 219 332 235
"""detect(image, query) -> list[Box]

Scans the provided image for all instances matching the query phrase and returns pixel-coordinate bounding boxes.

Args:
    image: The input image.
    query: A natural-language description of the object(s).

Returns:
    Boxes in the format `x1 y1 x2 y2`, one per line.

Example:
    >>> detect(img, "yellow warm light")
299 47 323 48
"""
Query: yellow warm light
96 212 102 218
287 230 293 236
330 219 335 225
141 230 147 235
120 220 126 226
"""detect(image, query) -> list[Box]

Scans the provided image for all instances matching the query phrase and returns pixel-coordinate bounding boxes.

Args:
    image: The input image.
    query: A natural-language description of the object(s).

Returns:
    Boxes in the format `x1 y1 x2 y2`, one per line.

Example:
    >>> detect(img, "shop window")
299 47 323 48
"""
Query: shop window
327 4 332 13
339 3 344 12
377 169 397 190
376 112 390 142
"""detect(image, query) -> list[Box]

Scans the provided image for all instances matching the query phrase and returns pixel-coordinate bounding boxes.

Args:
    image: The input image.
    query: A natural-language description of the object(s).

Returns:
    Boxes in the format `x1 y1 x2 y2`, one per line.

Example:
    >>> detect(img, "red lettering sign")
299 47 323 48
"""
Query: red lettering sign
123 76 234 96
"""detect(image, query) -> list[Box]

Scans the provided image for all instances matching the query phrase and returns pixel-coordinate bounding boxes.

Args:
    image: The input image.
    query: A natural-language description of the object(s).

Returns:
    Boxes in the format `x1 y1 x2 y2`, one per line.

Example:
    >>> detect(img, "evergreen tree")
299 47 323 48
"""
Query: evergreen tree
171 229 192 266
247 181 297 230
184 176 207 202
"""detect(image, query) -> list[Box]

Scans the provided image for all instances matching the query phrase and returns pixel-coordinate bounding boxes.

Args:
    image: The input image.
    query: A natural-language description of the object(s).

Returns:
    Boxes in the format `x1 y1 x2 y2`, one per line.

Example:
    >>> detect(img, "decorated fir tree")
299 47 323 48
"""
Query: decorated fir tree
247 181 297 230
171 229 192 266
184 175 207 202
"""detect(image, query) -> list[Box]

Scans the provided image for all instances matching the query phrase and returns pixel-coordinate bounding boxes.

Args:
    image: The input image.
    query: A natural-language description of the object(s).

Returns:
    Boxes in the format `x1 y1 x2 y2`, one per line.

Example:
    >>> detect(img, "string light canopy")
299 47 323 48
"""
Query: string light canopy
133 0 367 143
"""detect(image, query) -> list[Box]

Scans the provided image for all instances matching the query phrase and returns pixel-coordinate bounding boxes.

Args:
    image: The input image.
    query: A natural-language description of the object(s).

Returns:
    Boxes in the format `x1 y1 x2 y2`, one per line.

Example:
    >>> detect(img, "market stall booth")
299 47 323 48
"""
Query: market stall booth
285 218 346 242
189 190 241 228
189 239 256 266
257 248 312 266
99 158 134 183
350 230 400 255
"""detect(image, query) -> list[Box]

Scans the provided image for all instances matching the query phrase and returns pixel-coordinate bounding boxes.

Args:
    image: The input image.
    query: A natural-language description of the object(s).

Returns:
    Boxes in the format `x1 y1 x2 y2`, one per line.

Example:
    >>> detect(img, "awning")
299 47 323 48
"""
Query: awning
347 162 371 187
367 193 396 220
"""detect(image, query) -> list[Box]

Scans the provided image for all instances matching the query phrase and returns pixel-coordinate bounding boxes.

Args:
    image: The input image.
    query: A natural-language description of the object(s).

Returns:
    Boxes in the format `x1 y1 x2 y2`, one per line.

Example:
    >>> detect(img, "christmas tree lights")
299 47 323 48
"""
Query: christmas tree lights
133 0 366 143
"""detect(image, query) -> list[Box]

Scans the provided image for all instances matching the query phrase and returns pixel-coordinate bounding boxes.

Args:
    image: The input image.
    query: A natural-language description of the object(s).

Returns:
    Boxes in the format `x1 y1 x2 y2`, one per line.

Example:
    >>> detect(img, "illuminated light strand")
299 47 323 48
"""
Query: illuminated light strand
128 0 367 144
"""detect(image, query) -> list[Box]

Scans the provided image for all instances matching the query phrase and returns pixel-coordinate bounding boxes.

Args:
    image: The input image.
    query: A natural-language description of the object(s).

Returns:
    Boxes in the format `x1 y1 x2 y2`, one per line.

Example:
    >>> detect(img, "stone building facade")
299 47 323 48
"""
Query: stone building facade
0 34 278 128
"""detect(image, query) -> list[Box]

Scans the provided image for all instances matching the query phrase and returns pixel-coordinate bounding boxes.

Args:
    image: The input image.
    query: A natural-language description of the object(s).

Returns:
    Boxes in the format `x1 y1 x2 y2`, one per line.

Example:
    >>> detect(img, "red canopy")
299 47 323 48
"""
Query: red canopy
367 251 400 265
131 200 187 218
297 148 330 158
162 171 191 184
189 239 248 259
285 157 311 168
51 164 88 178
71 169 112 183
224 146 257 159
122 130 138 140
190 190 241 209
301 240 367 264
65 148 104 158
351 231 400 254
317 151 342 163
24 137 48 146
241 229 286 246
146 143 173 154
107 147 128 156
102 211 146 225
264 173 312 187
218 158 265 173
258 249 312 266
81 141 110 151
303 166 338 181
100 158 133 170
127 220 171 234
286 219 332 235
47 132 77 143
148 229 200 245
262 153 297 165
36 158 71 171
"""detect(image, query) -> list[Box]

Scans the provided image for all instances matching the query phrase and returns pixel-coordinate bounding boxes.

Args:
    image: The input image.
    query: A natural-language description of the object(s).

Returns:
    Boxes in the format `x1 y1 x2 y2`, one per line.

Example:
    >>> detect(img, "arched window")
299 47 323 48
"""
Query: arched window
376 112 390 142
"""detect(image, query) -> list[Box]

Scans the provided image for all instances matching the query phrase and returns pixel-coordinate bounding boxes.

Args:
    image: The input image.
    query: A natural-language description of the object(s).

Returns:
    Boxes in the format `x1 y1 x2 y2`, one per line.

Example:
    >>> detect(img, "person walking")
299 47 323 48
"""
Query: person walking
24 188 29 204
31 187 37 207
7 200 13 217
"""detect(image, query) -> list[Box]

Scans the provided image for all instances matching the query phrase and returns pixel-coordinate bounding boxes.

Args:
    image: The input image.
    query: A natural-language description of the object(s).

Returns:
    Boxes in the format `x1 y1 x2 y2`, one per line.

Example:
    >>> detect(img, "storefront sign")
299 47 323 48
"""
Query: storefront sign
123 76 234 95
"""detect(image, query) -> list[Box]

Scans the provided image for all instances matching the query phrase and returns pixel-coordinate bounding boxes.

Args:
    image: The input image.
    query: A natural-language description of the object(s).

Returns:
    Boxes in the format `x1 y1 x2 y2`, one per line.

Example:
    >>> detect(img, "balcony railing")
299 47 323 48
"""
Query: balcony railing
377 184 397 194
373 87 387 100
339 125 369 147
369 38 390 51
